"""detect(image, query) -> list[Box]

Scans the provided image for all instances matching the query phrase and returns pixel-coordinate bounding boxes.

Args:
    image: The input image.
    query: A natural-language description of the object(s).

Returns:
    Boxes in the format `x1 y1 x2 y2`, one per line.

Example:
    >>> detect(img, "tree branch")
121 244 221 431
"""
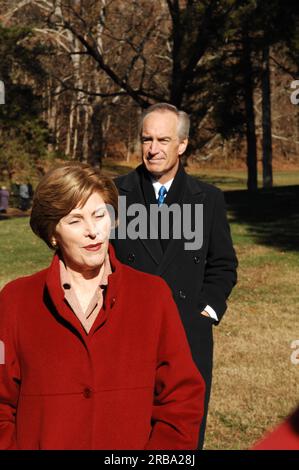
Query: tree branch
62 20 150 108
270 55 298 80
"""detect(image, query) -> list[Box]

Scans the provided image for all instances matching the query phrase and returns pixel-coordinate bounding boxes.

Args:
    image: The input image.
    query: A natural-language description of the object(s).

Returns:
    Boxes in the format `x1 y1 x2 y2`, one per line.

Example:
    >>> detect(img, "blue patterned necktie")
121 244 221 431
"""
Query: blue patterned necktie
157 185 167 207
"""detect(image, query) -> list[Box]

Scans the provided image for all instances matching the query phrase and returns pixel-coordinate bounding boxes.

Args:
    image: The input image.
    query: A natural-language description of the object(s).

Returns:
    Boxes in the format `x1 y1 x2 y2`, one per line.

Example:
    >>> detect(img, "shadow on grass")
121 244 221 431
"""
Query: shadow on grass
193 173 246 189
224 185 299 252
0 209 30 221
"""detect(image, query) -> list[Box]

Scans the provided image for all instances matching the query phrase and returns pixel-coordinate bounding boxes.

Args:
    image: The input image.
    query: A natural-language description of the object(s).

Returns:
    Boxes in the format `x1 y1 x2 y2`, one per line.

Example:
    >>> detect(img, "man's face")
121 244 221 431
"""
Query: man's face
141 111 188 183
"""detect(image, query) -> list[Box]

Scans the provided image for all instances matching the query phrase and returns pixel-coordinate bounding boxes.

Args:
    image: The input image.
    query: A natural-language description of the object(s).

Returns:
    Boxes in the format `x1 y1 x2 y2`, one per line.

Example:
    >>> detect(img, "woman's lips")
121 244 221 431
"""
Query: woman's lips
83 243 102 252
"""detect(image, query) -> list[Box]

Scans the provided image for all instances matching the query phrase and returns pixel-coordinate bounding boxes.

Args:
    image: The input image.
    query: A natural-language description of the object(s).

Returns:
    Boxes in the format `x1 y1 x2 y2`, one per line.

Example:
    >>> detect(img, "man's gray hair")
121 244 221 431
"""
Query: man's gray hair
140 102 190 141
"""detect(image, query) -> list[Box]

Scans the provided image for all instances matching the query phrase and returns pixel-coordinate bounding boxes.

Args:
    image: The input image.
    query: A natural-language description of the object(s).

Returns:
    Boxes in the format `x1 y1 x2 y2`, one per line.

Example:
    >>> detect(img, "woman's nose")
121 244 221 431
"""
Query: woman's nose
85 220 97 237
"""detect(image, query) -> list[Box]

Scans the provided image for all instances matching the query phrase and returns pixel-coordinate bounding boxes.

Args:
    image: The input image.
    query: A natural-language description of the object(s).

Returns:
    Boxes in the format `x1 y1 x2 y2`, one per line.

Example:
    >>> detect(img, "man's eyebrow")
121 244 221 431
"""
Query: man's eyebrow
142 135 171 139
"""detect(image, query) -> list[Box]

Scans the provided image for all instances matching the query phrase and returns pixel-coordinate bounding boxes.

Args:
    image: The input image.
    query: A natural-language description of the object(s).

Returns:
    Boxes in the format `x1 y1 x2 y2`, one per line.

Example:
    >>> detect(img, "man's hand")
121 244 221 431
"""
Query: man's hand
200 310 210 317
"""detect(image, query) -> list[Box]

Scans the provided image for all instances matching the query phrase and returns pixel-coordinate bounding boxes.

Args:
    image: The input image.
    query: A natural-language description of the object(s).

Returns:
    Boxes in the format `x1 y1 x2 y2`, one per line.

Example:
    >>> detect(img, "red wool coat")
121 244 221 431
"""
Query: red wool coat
0 245 205 450
252 406 299 450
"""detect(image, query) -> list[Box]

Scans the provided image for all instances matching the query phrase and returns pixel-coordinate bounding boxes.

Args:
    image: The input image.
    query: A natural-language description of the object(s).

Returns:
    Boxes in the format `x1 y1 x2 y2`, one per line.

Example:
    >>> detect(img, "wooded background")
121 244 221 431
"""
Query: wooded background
0 0 299 190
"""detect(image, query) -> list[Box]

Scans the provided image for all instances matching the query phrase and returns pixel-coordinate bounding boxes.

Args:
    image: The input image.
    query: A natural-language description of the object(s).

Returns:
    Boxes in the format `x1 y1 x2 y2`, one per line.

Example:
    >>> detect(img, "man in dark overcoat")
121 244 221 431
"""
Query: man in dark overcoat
111 103 238 448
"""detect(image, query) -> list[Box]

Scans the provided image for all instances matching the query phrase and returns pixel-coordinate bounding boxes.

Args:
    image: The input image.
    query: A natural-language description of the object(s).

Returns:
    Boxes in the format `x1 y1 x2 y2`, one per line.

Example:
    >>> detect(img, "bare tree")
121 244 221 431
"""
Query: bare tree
261 43 273 188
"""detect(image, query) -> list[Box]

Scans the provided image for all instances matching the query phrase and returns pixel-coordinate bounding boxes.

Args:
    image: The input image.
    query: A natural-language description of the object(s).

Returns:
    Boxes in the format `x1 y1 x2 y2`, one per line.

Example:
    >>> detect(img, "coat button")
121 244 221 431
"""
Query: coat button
128 253 135 263
194 255 200 264
110 297 116 308
179 290 186 299
83 388 92 399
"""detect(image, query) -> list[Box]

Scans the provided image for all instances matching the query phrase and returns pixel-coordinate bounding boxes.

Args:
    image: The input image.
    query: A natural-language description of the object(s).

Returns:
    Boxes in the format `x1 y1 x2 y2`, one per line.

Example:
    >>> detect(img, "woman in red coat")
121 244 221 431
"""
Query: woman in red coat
0 163 205 450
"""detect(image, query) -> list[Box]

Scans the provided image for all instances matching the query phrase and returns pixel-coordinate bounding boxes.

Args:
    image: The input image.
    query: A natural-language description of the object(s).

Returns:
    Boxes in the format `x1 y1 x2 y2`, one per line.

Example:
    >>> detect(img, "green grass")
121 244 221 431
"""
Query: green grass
0 217 51 288
102 159 299 191
205 191 299 448
188 169 299 191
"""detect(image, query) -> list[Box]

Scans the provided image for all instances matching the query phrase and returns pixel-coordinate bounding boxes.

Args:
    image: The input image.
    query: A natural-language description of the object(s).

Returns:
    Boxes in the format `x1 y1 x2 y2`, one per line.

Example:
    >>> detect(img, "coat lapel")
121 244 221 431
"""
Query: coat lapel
157 173 206 276
116 167 163 265
45 255 89 341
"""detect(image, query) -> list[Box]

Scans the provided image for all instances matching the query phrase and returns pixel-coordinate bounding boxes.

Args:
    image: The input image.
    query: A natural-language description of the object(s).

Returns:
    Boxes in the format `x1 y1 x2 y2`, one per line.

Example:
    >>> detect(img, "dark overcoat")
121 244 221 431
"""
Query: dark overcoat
112 164 238 386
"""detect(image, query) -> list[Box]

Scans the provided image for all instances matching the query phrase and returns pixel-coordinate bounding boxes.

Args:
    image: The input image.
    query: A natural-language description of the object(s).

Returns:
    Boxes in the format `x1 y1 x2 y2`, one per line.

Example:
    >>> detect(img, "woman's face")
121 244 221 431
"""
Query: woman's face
53 192 112 274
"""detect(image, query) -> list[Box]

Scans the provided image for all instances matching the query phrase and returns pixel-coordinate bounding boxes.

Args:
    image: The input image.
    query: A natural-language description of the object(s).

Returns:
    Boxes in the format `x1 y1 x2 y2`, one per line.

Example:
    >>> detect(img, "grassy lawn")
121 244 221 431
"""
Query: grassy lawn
188 168 299 191
0 217 52 288
102 158 299 191
206 225 299 449
0 166 298 449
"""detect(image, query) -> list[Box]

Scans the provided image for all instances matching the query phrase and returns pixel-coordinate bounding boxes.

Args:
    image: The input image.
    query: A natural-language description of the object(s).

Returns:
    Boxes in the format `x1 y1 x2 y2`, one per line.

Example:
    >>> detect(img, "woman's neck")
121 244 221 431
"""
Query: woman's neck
66 263 105 293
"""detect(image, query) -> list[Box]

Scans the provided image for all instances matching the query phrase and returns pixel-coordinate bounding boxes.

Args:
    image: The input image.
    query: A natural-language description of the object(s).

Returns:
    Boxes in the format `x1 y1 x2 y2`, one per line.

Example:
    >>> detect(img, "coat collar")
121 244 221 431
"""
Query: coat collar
45 244 123 343
117 163 204 197
116 163 205 273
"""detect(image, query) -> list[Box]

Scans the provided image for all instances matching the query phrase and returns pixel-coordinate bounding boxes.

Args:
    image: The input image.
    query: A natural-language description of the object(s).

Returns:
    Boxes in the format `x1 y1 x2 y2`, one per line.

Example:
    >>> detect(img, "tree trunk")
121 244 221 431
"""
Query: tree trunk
71 37 84 160
261 43 273 188
90 102 104 167
53 83 62 151
82 104 90 162
72 106 79 159
102 113 111 159
242 30 258 192
65 102 75 156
